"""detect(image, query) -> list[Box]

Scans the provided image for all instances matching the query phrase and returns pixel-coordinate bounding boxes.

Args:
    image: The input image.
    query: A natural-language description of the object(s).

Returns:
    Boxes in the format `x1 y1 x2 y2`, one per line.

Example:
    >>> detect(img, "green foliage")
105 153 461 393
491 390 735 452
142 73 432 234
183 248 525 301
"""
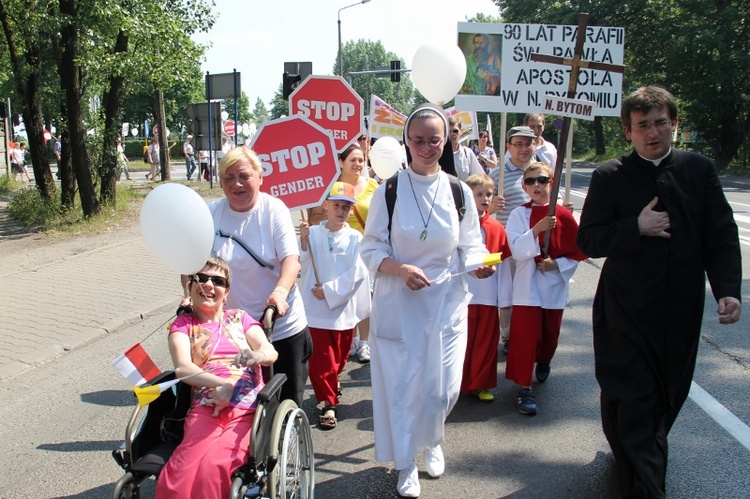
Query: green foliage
270 83 289 120
250 97 270 125
0 174 24 195
496 0 750 167
222 91 252 125
7 181 146 231
8 187 63 227
335 39 416 115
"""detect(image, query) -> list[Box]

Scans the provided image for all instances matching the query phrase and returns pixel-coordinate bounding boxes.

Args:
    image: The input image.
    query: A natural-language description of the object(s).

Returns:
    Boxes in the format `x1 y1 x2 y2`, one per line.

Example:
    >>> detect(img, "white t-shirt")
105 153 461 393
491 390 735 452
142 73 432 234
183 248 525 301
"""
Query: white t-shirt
453 145 484 181
209 195 307 341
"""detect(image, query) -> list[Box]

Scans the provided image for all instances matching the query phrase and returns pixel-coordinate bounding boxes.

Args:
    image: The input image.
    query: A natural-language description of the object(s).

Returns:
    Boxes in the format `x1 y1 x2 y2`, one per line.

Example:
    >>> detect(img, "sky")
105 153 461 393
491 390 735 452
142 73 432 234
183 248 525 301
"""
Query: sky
192 0 501 110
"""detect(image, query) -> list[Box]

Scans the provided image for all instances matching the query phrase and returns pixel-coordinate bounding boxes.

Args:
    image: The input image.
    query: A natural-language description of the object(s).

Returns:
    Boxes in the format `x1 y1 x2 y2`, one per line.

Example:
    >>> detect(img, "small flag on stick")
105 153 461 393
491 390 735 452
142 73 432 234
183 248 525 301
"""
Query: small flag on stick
133 378 181 407
111 343 162 386
433 252 502 283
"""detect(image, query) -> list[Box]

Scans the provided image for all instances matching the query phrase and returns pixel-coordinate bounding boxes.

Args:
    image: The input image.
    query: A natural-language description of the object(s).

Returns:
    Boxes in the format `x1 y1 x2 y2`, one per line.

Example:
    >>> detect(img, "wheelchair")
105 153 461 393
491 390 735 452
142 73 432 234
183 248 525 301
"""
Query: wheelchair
111 307 315 499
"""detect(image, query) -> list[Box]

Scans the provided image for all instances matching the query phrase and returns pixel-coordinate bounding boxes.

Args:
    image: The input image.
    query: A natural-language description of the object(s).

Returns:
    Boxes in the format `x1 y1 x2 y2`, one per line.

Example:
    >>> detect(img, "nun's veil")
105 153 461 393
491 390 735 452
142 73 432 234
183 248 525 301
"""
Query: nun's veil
402 103 457 177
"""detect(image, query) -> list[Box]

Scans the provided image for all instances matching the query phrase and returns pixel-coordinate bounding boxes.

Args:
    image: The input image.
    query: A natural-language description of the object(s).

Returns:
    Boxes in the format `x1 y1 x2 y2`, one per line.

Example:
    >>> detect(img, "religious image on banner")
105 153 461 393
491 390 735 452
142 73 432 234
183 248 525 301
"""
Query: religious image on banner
456 23 505 112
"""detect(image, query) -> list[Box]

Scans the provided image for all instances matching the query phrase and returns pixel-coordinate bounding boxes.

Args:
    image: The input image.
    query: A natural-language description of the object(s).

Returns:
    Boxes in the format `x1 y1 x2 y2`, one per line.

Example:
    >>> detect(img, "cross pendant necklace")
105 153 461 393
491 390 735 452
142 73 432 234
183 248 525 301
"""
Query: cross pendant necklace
407 173 441 241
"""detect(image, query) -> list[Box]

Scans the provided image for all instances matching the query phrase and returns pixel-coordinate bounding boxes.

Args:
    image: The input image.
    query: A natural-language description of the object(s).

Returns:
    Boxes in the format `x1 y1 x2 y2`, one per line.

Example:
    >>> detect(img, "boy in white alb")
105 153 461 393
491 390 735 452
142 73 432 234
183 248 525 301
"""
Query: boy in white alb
505 162 587 416
299 182 371 430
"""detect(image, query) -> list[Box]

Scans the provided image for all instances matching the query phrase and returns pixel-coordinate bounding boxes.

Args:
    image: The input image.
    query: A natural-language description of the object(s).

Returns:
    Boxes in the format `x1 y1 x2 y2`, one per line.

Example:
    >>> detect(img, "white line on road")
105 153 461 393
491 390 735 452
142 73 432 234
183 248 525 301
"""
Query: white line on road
689 382 750 453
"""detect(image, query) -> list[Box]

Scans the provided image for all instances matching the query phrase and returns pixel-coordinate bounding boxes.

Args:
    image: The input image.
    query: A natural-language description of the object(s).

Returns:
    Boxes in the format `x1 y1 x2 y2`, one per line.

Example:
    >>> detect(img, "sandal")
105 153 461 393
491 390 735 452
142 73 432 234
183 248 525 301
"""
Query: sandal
319 406 337 430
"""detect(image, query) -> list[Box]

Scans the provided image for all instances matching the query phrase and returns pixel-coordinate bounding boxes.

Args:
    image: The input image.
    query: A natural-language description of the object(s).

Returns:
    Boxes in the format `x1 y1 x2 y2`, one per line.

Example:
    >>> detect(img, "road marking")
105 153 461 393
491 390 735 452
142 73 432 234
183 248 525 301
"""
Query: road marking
689 382 750 452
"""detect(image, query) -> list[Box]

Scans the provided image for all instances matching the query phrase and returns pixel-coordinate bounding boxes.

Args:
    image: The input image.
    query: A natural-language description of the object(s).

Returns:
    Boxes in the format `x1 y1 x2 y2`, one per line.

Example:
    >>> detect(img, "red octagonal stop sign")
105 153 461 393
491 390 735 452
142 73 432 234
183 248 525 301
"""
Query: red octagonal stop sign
249 115 340 212
289 75 364 153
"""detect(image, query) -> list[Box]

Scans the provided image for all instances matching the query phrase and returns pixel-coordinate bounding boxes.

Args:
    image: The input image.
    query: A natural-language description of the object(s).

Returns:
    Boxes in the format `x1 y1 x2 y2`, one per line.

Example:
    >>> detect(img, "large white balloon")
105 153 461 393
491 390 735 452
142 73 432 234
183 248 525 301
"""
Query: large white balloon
411 43 467 105
140 183 215 275
369 137 403 179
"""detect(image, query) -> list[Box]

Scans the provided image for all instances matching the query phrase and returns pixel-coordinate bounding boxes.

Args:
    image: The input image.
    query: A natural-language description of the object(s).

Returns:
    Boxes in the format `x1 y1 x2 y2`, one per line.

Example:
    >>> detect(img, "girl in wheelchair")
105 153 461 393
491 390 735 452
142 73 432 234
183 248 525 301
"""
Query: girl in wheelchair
155 256 278 499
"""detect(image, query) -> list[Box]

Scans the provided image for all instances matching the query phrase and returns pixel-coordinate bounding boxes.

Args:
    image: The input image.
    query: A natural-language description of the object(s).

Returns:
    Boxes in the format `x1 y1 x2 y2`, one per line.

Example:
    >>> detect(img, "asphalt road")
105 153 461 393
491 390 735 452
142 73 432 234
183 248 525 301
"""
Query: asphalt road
1 163 748 498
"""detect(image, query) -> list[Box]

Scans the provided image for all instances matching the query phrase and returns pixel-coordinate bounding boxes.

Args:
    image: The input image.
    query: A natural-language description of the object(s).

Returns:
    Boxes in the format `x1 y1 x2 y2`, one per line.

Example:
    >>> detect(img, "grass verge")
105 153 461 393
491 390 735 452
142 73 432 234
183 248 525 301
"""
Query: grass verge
5 179 222 240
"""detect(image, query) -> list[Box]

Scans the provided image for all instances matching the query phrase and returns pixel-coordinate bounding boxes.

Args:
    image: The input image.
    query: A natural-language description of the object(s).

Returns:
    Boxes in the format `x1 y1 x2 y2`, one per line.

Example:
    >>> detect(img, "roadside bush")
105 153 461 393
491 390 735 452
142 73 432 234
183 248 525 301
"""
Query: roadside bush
0 174 25 196
8 187 62 227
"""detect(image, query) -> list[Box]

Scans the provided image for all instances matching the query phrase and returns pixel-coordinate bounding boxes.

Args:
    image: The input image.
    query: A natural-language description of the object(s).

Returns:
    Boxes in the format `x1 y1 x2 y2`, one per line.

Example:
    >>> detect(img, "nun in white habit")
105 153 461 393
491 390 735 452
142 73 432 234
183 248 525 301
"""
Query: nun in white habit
360 103 494 497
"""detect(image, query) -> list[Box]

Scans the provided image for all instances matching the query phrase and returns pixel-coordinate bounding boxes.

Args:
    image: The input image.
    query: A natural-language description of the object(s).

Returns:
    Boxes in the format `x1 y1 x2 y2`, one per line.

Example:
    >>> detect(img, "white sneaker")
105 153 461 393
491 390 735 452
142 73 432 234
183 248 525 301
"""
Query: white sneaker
423 445 445 478
349 337 359 357
357 343 371 363
396 462 420 497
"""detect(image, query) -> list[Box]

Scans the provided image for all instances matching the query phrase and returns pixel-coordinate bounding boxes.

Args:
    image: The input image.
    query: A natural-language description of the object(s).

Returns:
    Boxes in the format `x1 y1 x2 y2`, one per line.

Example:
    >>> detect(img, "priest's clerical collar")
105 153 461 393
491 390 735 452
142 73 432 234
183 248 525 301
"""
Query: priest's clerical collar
637 148 672 166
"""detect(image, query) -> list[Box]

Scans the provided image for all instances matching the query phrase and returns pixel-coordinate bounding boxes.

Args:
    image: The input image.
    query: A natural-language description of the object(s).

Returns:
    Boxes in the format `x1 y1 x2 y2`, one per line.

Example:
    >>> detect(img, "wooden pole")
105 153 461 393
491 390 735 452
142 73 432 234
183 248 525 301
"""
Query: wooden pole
300 210 322 287
564 120 573 205
529 13 625 256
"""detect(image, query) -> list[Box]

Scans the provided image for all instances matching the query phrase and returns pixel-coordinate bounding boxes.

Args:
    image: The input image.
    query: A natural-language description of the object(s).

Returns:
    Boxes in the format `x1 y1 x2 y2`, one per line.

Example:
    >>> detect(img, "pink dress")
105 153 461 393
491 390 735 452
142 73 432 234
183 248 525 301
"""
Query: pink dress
155 309 263 499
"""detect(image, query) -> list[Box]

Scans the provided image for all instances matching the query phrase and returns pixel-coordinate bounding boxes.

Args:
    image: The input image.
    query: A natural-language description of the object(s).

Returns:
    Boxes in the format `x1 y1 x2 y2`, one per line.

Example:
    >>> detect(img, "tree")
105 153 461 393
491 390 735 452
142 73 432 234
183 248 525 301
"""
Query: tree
496 0 750 167
270 83 288 120
0 0 57 200
222 91 252 125
249 96 269 125
334 39 415 116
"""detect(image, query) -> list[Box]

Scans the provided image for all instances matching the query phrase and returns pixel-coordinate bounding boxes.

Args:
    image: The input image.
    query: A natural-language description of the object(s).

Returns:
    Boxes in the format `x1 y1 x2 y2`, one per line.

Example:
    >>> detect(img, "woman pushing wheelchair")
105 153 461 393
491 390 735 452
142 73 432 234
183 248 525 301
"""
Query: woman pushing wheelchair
155 256 277 499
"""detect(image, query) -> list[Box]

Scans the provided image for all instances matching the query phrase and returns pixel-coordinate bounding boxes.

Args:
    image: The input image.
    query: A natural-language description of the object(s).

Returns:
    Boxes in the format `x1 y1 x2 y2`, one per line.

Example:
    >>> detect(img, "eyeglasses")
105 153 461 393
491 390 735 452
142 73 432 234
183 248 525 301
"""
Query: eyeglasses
523 176 551 186
450 129 460 134
631 119 673 132
510 141 534 149
357 137 367 142
190 273 229 288
408 137 443 148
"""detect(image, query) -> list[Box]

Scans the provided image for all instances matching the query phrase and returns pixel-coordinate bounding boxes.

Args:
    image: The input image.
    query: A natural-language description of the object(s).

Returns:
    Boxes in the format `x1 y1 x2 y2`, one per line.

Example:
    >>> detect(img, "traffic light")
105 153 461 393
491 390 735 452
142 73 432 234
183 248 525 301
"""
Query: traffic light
390 60 401 83
283 72 301 100
282 62 313 100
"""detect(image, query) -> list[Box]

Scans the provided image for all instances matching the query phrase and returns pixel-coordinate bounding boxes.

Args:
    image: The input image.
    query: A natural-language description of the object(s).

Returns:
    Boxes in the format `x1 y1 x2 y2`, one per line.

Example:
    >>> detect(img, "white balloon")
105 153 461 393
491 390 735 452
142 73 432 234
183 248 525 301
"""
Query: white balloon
411 42 467 105
140 183 215 275
369 137 403 179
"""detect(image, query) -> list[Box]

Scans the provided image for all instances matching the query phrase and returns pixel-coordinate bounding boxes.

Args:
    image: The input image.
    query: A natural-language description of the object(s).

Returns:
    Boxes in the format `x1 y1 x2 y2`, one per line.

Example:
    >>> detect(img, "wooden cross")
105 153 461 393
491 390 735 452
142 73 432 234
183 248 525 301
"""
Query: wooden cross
529 13 625 256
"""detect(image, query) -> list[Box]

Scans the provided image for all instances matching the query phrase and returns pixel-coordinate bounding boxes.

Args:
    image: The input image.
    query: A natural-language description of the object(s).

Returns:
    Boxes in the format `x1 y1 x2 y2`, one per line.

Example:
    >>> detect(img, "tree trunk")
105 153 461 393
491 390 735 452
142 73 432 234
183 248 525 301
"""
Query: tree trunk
59 128 75 207
100 29 129 205
714 130 744 170
52 28 75 208
0 0 55 199
59 0 99 217
594 116 606 156
154 88 171 181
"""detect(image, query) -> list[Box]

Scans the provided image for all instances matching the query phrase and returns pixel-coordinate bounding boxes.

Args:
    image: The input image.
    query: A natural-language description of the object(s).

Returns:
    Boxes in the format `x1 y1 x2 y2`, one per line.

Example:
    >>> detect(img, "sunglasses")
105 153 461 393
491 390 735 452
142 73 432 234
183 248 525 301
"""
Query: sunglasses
523 176 551 186
190 272 229 288
479 134 488 138
450 129 460 134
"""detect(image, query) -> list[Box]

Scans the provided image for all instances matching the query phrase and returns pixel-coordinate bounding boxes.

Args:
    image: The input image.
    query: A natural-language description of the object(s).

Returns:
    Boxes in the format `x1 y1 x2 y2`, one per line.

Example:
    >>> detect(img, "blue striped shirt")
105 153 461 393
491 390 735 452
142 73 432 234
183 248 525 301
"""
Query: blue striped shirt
489 159 530 225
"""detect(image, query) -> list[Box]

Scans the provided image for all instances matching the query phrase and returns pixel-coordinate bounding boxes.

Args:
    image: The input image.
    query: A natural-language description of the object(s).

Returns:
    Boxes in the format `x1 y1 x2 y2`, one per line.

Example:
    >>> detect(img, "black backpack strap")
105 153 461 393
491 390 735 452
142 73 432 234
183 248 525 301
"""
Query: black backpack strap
385 173 399 235
448 175 465 222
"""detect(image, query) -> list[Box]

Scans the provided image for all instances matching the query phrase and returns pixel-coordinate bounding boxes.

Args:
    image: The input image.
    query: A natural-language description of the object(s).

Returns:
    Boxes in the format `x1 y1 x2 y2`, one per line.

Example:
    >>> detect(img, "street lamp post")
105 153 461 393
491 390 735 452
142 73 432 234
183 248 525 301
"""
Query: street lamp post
338 0 371 76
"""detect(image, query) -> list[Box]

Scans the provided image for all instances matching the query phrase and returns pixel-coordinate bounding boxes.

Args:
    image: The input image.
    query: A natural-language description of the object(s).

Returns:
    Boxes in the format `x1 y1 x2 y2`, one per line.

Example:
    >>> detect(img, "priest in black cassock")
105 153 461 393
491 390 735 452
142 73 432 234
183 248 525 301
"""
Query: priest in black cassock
577 86 742 498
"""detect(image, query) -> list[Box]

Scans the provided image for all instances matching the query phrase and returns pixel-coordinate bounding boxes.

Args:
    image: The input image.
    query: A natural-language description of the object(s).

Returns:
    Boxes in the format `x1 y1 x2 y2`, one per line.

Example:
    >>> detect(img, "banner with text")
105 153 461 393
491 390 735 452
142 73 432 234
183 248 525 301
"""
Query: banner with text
369 94 407 140
455 22 625 116
444 107 479 142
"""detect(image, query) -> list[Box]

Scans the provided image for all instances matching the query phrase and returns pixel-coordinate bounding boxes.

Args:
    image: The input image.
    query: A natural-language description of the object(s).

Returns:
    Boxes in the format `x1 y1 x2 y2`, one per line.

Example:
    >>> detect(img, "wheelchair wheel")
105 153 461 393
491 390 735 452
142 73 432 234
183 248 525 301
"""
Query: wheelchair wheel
279 408 315 498
229 477 244 499
267 400 299 498
111 472 139 499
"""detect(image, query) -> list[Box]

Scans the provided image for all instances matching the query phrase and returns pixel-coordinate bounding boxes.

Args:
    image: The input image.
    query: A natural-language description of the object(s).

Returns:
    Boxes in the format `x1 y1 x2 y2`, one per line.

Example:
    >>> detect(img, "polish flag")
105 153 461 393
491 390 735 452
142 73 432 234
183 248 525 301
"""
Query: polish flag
111 343 161 386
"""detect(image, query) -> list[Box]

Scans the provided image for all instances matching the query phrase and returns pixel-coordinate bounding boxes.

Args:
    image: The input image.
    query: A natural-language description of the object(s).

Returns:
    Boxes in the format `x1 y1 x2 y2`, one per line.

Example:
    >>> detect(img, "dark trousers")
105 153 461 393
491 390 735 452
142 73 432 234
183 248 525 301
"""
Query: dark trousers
272 327 313 407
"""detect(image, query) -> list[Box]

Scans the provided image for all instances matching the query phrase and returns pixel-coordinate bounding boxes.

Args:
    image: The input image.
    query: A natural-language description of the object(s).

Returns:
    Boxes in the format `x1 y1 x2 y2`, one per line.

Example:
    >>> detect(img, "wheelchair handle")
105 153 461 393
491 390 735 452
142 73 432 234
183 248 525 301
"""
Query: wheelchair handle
262 305 278 340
